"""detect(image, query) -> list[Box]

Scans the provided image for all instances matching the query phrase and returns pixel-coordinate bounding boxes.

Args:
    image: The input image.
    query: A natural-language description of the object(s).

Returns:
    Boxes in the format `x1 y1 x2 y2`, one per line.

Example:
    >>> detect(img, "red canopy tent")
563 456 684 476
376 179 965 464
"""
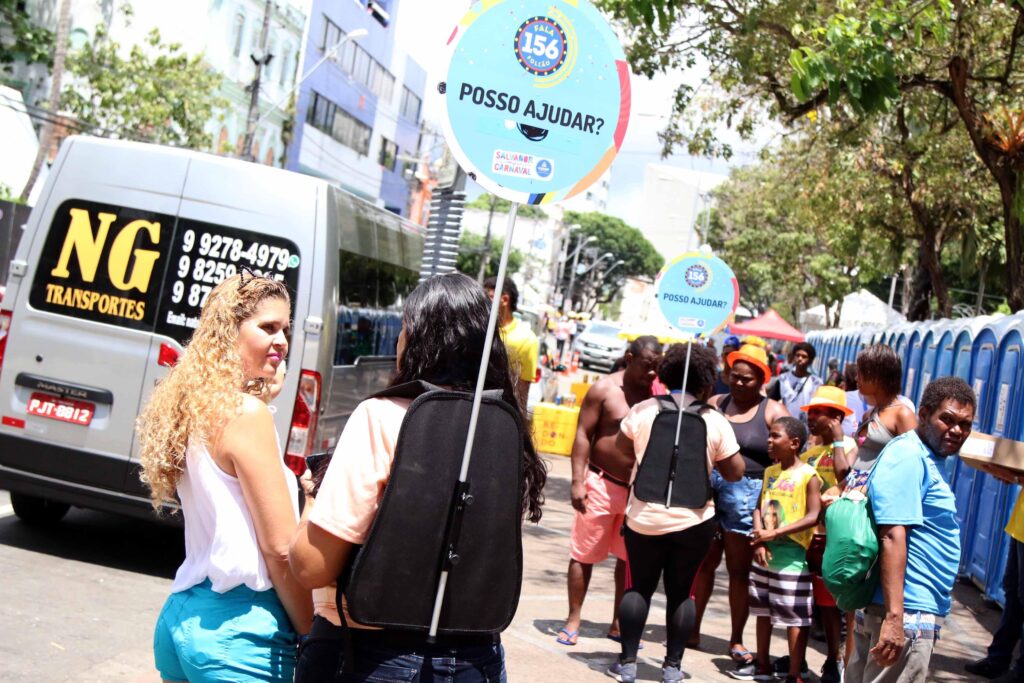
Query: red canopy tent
728 309 805 343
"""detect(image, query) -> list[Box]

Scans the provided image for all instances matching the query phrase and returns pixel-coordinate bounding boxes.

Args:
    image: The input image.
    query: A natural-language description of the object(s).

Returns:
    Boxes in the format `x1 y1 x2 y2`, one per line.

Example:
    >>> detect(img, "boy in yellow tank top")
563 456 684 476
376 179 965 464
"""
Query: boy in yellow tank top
744 417 822 683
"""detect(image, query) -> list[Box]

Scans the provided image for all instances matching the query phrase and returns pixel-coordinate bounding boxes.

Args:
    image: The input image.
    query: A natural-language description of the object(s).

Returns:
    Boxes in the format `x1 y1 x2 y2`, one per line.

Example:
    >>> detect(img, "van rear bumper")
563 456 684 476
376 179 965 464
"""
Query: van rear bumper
0 433 170 523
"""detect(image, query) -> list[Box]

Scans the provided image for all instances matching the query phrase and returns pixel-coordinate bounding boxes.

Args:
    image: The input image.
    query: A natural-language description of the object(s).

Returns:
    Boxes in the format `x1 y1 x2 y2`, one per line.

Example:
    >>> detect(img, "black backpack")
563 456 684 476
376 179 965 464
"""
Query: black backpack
631 395 712 509
339 381 525 635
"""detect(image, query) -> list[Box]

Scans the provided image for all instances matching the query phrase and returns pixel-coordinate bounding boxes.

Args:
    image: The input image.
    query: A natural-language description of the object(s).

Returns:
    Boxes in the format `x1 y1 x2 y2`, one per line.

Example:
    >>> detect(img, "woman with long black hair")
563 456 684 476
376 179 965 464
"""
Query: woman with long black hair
288 272 546 682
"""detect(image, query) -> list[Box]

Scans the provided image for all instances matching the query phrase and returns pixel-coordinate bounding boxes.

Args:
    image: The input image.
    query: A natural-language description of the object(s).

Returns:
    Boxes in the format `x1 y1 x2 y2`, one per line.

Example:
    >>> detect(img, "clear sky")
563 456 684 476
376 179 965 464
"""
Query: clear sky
393 1 768 228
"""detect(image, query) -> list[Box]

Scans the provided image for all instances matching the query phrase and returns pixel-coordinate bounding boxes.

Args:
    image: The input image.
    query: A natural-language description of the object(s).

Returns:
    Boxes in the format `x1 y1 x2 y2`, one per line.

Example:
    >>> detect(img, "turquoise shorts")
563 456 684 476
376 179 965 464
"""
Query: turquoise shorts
153 579 297 682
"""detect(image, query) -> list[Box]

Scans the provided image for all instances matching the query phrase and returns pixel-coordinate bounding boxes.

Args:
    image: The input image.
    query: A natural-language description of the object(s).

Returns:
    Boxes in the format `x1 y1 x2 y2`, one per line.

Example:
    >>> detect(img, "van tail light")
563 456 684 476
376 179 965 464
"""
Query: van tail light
285 369 321 476
157 343 180 367
0 309 12 380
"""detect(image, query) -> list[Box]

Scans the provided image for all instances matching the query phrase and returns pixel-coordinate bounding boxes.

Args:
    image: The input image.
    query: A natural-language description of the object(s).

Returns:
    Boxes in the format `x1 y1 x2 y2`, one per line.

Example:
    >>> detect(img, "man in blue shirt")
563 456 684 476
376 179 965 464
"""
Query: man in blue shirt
846 377 976 683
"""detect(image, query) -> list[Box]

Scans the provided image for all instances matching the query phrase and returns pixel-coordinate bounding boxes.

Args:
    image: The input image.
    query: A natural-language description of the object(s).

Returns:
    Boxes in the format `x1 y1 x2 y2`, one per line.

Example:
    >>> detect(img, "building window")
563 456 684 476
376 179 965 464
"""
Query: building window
317 20 397 104
399 87 421 120
306 91 372 155
378 138 398 171
231 13 245 57
321 15 341 51
279 50 291 87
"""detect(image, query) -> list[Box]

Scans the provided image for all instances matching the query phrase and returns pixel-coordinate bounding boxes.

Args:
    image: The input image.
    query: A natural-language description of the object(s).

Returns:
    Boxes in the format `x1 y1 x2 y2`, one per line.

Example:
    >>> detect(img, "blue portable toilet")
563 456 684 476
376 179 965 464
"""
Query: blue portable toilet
955 315 1020 573
840 329 859 370
933 322 965 380
894 325 913 365
914 320 955 405
904 322 937 399
967 315 1024 601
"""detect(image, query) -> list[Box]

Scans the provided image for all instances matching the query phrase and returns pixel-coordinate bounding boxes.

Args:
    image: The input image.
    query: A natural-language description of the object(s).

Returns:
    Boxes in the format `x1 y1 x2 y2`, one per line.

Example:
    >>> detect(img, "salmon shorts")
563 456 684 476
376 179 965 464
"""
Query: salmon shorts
570 467 628 564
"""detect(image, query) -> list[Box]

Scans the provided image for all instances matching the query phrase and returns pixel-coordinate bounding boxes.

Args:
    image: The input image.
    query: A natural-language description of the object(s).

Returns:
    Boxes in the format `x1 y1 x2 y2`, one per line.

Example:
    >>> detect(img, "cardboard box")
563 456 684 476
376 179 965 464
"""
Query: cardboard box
959 431 1024 475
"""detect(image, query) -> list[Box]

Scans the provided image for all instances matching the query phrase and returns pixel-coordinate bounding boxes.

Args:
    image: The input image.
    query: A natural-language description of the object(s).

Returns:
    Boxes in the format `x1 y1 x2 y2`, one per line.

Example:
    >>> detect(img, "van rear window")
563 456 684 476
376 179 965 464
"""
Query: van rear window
30 199 300 345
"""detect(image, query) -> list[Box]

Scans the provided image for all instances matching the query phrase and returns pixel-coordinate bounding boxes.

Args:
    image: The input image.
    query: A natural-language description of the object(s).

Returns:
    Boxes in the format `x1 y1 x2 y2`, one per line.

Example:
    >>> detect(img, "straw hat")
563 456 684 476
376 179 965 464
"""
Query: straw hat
726 344 773 381
800 385 854 416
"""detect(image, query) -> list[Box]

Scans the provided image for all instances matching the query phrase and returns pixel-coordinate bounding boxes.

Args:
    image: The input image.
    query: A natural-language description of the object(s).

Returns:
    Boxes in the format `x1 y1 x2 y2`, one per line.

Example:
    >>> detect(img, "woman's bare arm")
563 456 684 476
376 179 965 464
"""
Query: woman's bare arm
223 396 313 634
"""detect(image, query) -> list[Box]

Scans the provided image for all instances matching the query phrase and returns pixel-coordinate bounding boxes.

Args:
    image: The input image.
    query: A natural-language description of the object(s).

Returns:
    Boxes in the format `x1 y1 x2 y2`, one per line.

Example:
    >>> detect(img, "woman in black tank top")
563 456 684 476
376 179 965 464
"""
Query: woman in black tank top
719 394 773 480
689 345 790 674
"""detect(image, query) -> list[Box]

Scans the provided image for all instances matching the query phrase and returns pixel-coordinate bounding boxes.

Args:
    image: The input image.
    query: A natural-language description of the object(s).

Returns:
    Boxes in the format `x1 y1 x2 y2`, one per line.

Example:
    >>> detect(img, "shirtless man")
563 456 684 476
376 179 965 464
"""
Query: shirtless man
557 335 661 646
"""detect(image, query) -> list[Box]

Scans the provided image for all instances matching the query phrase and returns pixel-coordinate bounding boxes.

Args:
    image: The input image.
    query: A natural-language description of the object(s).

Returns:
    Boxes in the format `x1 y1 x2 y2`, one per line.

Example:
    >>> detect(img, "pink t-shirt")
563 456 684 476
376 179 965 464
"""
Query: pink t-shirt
309 396 411 627
620 393 740 535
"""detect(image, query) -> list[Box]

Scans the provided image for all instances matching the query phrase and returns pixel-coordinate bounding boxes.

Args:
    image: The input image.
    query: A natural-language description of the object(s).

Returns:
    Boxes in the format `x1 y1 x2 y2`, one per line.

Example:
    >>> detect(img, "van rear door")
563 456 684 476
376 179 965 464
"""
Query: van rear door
0 138 188 493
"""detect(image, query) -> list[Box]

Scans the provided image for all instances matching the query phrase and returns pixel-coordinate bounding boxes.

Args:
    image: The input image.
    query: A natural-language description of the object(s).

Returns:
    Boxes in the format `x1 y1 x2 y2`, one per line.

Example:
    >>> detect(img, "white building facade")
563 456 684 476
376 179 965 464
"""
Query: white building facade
7 0 306 169
641 164 728 261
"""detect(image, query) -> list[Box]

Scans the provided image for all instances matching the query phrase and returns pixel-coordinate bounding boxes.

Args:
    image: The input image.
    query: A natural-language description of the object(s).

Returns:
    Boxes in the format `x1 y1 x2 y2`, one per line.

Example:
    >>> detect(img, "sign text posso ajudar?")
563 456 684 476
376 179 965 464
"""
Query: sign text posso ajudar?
457 83 606 135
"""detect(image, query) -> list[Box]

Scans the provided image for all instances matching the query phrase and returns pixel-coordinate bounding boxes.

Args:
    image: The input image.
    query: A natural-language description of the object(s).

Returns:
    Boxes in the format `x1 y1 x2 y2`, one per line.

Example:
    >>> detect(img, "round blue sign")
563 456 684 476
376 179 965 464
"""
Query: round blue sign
655 252 739 336
441 0 631 205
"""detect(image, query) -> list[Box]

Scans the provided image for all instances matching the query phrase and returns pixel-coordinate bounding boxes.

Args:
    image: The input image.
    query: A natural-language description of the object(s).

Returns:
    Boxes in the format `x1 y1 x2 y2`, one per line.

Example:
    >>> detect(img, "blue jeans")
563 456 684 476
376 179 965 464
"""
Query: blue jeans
988 537 1024 673
296 618 506 682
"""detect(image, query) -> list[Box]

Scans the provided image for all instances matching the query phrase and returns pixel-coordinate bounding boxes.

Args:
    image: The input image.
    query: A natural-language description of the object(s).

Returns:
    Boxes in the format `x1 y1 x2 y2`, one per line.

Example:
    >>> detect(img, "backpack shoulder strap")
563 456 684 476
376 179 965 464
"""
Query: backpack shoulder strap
372 380 504 403
685 400 710 415
371 380 443 400
654 394 678 412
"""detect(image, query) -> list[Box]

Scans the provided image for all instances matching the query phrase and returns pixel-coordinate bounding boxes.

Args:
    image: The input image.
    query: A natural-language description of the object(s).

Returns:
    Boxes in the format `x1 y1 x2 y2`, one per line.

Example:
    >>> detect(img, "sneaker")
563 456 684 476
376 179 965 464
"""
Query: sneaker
965 658 1011 679
727 664 773 681
773 656 810 678
607 660 637 683
820 658 842 683
726 663 755 680
662 664 684 683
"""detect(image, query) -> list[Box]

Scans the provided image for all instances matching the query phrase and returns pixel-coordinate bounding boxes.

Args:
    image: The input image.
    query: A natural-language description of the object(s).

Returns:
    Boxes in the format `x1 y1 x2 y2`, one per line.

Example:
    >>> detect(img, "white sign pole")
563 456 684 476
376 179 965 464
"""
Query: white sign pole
665 338 694 506
427 202 520 639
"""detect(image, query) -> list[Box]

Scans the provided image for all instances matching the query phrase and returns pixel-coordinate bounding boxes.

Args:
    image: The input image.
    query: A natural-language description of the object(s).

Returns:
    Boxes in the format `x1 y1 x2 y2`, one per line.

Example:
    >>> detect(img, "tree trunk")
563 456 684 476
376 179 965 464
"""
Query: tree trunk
906 263 933 322
948 56 1024 311
20 0 73 203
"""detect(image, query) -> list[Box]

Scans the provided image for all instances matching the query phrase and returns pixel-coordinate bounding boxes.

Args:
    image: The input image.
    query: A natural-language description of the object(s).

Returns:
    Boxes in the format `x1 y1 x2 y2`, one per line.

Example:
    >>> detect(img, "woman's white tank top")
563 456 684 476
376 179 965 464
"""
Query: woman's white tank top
171 441 299 593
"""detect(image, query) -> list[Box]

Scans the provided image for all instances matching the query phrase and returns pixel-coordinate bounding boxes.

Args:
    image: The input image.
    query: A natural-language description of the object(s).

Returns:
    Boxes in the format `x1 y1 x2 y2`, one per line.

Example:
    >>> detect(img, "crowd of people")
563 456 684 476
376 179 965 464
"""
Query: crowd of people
131 270 983 683
561 335 977 683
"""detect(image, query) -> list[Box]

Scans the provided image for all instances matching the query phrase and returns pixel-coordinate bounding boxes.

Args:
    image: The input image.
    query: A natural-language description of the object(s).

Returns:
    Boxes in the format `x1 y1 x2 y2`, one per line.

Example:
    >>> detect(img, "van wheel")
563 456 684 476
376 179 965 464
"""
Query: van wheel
10 493 70 526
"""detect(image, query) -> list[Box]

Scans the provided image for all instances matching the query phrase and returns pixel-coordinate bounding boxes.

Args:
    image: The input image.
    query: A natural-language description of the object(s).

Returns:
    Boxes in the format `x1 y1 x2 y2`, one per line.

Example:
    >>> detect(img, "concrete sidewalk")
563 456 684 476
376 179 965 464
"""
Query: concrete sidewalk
503 454 1001 682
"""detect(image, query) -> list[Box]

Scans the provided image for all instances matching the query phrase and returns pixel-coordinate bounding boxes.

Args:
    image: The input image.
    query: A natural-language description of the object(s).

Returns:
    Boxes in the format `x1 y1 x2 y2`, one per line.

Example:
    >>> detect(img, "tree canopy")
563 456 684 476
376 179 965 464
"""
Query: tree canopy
600 0 1024 313
61 25 226 148
455 231 524 280
0 0 53 78
466 193 547 219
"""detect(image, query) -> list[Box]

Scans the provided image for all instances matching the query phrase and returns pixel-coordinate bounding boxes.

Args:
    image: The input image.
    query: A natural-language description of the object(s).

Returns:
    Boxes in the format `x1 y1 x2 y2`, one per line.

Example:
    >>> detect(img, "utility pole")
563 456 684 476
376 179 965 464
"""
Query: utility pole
565 236 593 312
242 0 274 161
20 0 72 203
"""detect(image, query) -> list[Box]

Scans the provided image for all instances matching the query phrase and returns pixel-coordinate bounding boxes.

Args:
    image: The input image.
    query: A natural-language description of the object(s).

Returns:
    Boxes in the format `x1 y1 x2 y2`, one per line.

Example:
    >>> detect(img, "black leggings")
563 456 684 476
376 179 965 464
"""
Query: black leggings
618 518 717 666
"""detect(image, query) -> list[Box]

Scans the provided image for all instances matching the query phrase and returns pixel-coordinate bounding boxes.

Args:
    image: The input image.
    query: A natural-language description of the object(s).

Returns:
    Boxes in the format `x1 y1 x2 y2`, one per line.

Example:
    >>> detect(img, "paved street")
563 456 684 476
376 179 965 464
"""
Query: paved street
0 459 1006 682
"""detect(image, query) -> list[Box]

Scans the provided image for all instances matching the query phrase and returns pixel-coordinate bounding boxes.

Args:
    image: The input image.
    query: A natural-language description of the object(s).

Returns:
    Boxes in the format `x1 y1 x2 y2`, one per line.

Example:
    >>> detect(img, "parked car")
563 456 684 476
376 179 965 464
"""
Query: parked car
574 321 627 372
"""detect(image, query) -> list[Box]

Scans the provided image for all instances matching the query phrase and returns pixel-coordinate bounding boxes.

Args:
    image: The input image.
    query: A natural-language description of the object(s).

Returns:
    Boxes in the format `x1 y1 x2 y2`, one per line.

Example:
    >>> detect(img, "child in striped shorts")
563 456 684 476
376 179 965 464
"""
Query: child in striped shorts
739 417 822 683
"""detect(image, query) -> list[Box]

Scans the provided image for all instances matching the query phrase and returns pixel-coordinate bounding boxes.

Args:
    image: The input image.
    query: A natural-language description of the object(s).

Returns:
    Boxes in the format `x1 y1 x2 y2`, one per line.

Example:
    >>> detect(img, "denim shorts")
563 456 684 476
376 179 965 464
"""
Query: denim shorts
153 579 296 682
711 470 763 535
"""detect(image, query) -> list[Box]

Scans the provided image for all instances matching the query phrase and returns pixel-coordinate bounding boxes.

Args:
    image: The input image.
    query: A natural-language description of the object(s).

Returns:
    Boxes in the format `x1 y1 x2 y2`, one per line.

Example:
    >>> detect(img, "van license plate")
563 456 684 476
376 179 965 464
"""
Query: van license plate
27 393 95 426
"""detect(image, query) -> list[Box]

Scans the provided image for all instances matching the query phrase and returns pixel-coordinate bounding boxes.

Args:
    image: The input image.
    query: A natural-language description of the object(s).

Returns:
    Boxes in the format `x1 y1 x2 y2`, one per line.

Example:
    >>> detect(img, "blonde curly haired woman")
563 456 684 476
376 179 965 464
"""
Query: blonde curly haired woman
138 272 312 683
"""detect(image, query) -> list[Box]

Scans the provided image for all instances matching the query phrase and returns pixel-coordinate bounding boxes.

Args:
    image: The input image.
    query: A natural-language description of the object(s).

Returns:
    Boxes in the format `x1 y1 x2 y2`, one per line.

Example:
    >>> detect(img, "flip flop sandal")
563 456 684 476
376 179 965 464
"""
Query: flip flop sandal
606 634 644 649
730 645 754 664
556 628 578 646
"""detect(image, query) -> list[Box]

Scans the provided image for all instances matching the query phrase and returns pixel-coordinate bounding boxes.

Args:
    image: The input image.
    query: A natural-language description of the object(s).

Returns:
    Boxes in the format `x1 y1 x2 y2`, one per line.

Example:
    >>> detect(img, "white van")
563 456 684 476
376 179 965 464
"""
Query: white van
0 137 423 524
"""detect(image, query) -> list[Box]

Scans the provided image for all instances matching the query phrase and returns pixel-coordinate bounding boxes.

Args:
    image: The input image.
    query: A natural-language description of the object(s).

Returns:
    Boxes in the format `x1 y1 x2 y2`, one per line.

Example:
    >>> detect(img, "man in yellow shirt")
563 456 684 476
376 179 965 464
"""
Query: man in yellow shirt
966 465 1024 682
484 277 539 405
